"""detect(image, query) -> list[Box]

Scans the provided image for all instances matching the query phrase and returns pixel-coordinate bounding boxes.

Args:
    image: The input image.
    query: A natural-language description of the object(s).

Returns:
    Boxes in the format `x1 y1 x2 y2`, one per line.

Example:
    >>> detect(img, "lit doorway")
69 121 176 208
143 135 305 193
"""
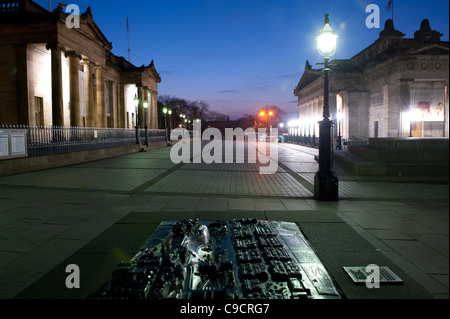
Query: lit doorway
410 121 423 137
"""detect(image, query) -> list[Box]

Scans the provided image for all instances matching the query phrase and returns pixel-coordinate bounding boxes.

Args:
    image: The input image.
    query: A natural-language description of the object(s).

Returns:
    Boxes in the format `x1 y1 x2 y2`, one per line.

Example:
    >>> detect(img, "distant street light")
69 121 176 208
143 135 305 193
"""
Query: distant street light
133 94 139 144
314 14 339 201
168 109 173 135
144 100 149 145
163 107 169 141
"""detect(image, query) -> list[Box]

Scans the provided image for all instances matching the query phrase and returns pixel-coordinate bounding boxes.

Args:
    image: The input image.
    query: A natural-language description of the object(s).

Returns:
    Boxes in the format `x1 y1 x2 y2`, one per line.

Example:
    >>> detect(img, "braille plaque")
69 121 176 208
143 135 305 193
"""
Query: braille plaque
343 266 403 285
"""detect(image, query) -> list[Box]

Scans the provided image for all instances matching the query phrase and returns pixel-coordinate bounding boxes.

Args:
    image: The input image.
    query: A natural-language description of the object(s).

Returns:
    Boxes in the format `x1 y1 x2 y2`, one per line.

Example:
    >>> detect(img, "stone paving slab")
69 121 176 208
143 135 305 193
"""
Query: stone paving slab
0 168 166 192
383 240 449 274
74 158 178 169
266 210 345 223
144 170 313 197
15 252 126 299
180 163 286 172
0 238 88 299
317 251 433 299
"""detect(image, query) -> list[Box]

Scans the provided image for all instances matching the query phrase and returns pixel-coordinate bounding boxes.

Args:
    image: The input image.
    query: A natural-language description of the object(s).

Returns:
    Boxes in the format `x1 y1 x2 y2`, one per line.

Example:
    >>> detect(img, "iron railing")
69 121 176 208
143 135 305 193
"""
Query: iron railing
285 135 368 149
0 125 166 159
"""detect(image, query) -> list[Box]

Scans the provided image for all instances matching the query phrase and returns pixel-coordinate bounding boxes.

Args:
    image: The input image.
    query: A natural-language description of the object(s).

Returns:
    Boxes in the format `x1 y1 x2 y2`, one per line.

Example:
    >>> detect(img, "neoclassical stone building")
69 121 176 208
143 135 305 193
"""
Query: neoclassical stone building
0 0 161 129
294 19 449 140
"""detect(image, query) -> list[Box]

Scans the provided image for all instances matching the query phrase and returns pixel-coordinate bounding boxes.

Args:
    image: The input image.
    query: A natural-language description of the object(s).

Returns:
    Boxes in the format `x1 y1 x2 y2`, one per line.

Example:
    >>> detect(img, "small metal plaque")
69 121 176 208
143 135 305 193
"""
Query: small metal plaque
343 266 403 285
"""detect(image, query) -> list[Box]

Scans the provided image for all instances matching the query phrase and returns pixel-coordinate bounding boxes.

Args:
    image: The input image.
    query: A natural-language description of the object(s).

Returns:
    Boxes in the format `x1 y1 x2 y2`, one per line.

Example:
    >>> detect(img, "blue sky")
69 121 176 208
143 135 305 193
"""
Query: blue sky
37 0 449 119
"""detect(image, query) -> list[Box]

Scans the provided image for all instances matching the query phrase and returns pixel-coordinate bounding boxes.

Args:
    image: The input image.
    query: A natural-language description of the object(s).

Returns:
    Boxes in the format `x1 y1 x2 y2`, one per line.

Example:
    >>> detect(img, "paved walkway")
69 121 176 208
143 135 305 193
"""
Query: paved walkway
0 142 448 299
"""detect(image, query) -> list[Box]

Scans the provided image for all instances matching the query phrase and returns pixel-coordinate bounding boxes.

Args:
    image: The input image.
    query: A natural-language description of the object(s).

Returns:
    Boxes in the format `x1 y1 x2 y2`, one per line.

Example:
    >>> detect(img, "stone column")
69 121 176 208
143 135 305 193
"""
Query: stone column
137 85 144 128
46 43 65 127
95 65 106 128
111 82 117 128
118 83 125 128
152 91 158 129
148 90 154 129
66 51 82 127
15 44 30 125
445 82 449 138
385 83 401 138
83 60 96 127
143 88 149 128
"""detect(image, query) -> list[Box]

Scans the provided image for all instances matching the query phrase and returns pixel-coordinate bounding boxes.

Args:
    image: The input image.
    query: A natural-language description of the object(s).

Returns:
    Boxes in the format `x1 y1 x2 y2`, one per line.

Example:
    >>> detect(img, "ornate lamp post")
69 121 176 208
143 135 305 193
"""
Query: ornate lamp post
133 94 139 144
168 109 173 132
314 14 339 201
163 107 168 141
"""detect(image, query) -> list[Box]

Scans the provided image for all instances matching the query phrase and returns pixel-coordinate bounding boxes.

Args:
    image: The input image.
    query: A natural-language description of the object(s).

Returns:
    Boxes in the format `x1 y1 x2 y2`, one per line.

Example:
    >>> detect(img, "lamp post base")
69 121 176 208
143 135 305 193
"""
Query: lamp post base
314 170 339 201
337 136 342 150
135 125 140 145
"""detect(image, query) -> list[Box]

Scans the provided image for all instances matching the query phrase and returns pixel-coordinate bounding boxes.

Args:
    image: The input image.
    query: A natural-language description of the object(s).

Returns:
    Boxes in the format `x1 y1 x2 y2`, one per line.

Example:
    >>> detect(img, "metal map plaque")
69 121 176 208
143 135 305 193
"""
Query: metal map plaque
100 219 343 299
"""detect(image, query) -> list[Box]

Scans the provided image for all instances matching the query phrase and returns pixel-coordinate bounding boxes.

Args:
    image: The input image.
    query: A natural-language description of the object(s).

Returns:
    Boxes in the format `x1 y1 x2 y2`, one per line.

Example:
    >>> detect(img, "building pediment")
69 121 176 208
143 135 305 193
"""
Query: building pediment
138 61 162 83
294 69 322 96
75 8 113 51
409 43 449 56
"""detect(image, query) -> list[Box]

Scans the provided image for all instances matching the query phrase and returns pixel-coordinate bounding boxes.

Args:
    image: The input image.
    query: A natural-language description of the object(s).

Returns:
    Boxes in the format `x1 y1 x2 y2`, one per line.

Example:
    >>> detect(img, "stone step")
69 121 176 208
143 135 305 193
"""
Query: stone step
348 144 449 163
333 150 449 177
369 138 449 151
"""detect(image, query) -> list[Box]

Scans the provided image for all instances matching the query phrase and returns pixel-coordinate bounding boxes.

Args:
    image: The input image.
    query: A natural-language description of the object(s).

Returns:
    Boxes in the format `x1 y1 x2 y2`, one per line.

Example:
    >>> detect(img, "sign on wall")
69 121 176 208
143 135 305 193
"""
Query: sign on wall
0 130 28 160
0 133 9 158
410 90 445 122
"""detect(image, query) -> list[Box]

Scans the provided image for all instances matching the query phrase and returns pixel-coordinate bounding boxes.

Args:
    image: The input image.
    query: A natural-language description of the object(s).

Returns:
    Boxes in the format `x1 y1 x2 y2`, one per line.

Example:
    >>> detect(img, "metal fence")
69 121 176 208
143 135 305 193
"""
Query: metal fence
285 135 318 147
285 134 368 149
0 125 166 159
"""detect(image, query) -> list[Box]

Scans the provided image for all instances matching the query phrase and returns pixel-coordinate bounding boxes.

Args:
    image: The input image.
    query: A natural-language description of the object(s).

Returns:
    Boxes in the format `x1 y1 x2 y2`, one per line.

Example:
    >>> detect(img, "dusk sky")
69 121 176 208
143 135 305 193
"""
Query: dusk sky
37 0 449 119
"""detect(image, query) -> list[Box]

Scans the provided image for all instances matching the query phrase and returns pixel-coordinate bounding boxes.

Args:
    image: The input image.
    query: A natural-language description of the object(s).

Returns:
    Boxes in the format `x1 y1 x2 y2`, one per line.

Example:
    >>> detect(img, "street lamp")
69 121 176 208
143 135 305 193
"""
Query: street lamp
314 14 339 201
133 94 139 144
163 107 168 142
144 100 149 145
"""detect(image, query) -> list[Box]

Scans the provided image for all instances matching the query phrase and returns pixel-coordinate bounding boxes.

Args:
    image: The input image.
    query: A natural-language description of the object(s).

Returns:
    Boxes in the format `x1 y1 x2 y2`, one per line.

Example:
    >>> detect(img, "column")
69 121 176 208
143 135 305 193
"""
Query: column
95 65 106 128
149 90 154 129
144 88 150 128
66 51 82 127
445 82 449 138
113 82 119 128
15 44 29 125
83 60 96 127
118 83 125 128
47 43 65 127
137 85 144 128
152 91 158 129
107 81 115 128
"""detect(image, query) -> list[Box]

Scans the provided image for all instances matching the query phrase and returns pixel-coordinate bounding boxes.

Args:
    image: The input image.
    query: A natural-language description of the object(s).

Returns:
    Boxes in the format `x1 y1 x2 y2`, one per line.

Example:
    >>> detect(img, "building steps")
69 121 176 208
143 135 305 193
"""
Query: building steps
333 138 449 177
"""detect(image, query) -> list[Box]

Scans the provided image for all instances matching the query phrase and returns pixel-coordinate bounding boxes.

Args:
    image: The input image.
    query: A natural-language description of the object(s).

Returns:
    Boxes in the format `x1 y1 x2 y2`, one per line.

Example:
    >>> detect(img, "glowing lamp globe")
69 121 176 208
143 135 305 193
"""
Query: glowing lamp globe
317 14 338 59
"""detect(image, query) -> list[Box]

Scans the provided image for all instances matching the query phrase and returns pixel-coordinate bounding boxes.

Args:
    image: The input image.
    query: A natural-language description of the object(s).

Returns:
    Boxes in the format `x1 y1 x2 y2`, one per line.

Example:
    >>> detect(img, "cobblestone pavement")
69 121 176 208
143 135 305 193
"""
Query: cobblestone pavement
0 142 448 300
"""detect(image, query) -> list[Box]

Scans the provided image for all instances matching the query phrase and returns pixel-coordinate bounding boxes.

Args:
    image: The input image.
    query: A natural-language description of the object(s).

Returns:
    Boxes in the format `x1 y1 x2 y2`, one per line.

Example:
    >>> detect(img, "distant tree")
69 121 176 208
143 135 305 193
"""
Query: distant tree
236 114 256 130
256 105 284 130
157 95 228 130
